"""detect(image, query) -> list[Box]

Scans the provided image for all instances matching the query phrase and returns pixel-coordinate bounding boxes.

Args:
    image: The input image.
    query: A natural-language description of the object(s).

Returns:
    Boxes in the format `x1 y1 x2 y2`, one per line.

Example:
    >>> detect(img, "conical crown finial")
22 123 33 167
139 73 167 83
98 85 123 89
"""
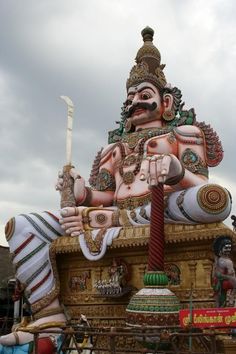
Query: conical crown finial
127 27 166 90
141 26 154 42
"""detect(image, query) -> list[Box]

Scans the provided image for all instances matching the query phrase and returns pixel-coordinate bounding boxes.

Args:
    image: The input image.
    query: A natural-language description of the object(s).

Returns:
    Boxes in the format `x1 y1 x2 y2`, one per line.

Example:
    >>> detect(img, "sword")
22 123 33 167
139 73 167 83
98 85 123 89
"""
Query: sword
60 95 76 208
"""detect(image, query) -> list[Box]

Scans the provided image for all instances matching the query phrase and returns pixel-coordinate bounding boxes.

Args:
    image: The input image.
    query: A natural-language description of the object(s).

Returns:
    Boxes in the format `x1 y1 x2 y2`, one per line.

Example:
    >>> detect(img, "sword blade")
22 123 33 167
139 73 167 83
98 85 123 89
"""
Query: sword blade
60 95 75 165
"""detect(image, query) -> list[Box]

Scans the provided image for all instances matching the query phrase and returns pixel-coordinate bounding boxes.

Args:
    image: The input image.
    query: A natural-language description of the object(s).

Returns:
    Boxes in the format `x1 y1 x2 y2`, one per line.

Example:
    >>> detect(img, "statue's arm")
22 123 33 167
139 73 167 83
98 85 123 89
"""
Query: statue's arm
170 125 208 190
75 144 116 207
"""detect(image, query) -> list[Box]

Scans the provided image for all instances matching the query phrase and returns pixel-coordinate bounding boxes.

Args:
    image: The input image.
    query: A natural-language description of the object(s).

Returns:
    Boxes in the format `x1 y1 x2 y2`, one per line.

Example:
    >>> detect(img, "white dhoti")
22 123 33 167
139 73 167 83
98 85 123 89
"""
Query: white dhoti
5 183 231 313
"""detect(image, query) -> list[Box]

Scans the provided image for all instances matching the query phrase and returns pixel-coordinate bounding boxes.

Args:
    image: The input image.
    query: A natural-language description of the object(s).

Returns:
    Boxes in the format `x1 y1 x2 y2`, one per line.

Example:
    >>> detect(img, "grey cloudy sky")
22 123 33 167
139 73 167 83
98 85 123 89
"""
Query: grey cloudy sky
0 0 236 245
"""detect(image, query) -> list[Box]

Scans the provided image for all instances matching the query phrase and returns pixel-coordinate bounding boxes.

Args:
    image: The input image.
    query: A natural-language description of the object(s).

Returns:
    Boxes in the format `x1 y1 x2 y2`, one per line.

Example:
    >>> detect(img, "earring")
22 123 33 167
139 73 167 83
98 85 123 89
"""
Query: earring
162 110 175 121
125 118 133 132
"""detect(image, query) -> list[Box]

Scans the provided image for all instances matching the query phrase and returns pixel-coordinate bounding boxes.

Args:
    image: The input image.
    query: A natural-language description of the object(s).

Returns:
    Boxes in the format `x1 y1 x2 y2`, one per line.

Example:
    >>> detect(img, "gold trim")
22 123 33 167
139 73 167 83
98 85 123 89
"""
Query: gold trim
19 321 66 333
31 242 61 314
197 184 229 214
119 210 132 227
5 217 15 241
33 306 63 320
52 222 236 255
115 193 151 210
112 210 120 227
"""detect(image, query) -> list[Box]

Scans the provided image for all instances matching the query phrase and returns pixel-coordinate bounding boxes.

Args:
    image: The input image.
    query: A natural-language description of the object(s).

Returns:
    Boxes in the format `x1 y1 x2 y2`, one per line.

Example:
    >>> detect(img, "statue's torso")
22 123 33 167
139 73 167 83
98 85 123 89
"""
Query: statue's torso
112 131 178 202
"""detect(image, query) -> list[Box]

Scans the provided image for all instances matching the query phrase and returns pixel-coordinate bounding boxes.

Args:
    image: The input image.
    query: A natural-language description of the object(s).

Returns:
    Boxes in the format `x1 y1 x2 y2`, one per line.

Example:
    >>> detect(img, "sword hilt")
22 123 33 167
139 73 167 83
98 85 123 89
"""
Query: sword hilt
60 164 76 208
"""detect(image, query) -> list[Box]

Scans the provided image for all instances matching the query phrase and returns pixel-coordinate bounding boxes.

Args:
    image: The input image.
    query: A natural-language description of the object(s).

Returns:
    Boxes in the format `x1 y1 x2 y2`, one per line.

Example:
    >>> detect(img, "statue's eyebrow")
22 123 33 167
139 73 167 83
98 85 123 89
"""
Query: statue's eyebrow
128 86 156 96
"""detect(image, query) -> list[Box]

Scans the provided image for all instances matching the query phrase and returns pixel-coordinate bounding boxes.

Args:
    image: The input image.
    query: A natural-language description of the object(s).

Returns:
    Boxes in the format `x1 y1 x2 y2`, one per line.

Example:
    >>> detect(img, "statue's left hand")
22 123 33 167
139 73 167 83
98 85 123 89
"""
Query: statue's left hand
140 154 183 186
59 207 85 236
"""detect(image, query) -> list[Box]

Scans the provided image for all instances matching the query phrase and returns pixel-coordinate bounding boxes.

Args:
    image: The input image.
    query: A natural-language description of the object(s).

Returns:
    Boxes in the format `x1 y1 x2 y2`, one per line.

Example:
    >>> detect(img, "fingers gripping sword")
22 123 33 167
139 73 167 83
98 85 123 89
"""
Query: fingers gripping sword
60 95 76 208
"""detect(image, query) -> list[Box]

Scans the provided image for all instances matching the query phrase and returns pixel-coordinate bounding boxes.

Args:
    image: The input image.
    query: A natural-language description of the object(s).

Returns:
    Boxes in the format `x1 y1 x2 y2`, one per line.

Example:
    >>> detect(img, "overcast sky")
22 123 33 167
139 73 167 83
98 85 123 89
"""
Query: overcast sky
0 0 236 246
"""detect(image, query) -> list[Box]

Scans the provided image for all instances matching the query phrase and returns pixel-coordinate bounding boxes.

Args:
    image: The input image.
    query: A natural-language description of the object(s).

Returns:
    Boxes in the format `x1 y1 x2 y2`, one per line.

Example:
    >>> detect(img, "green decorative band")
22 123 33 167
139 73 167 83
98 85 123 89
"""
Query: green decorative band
127 294 180 313
24 260 49 287
20 214 54 242
15 242 47 270
143 272 168 286
30 213 61 236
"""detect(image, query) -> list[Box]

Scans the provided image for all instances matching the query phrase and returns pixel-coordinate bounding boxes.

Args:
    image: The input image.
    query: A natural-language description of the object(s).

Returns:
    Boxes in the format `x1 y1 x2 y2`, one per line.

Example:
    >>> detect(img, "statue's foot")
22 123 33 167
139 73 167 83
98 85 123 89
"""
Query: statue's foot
0 312 66 346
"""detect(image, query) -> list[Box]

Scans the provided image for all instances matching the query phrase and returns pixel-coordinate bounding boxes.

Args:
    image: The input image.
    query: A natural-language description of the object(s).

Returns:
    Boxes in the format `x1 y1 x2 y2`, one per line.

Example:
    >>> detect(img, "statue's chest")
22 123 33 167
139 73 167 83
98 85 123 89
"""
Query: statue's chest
111 132 177 182
113 133 177 162
145 133 178 156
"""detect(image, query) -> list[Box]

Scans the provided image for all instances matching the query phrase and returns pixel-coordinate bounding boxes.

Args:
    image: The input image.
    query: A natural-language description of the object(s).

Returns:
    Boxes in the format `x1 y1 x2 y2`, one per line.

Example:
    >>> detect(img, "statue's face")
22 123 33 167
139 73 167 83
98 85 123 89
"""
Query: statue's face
220 241 232 257
125 82 162 127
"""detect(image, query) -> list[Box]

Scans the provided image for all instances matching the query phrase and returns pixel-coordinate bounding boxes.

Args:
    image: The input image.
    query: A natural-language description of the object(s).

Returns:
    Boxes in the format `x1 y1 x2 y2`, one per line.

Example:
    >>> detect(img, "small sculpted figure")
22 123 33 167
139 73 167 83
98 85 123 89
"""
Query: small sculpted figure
1 27 232 347
212 236 236 307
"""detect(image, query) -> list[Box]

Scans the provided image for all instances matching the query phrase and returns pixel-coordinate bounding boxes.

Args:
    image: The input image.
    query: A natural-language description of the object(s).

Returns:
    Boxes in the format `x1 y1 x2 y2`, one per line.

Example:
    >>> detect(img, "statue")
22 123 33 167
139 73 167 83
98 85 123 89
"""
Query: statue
0 26 232 349
212 235 236 307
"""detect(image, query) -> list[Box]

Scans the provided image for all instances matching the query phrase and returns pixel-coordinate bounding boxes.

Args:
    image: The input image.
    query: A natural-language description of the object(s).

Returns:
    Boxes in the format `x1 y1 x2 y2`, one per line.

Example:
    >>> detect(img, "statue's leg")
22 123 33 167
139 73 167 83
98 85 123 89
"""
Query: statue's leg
0 211 66 346
165 184 231 224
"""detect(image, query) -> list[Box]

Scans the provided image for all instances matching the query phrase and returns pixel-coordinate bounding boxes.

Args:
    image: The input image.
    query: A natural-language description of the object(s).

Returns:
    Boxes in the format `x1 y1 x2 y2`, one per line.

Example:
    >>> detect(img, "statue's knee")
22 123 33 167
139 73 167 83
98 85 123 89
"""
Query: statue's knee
197 184 231 216
5 217 16 242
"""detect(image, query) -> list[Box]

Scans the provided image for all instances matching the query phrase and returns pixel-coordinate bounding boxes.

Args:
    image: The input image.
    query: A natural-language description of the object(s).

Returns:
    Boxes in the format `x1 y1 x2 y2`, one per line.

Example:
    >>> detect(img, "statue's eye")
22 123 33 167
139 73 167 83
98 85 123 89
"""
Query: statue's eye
141 92 151 100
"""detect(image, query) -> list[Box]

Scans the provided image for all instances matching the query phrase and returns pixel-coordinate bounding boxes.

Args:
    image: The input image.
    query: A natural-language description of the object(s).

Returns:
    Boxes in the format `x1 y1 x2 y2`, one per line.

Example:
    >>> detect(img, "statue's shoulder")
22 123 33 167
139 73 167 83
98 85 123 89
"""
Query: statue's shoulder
173 125 204 145
173 124 203 136
173 123 223 167
89 143 116 188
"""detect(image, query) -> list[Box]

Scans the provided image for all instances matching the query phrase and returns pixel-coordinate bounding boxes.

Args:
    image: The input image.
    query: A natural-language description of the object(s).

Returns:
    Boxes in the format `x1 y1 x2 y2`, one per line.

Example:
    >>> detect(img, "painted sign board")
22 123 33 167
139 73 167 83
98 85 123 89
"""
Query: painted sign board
179 308 236 328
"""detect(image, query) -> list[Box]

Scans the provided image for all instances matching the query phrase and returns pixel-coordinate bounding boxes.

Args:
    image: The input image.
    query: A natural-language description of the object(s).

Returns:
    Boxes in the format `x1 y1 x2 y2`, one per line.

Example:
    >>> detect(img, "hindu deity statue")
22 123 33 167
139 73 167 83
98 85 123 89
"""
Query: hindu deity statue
212 235 236 307
0 27 232 349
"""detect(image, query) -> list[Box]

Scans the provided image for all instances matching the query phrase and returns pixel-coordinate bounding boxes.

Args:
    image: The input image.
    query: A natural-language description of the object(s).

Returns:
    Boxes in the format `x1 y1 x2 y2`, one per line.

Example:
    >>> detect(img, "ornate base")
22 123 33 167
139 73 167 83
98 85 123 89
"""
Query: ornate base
126 282 180 349
51 222 235 351
126 287 179 326
126 270 180 350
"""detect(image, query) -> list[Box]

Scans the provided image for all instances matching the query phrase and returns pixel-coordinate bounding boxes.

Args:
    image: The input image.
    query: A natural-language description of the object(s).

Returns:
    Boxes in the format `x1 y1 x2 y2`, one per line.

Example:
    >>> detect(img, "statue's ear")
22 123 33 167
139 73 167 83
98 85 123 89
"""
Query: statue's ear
162 93 175 121
163 93 174 112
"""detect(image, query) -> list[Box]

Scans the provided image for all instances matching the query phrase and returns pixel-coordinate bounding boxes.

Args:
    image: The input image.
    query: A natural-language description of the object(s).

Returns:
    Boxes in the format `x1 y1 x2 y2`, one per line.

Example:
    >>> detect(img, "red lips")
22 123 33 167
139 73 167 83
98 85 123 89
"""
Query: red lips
131 108 146 116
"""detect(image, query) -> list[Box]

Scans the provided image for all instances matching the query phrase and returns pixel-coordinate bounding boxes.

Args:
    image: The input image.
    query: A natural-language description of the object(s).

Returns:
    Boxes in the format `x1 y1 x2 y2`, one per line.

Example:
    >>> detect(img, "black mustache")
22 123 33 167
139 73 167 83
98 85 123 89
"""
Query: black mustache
127 102 157 118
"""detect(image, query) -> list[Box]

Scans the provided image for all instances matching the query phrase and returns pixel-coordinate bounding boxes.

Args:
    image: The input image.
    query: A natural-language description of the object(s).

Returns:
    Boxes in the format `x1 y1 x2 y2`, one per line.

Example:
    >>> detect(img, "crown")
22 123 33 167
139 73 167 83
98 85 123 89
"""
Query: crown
126 27 167 90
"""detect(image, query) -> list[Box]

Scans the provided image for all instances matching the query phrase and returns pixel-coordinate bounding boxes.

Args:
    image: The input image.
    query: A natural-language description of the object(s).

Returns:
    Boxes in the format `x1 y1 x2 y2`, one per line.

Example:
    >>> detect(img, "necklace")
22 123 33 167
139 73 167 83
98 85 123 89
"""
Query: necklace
121 126 173 149
118 126 173 185
118 138 146 185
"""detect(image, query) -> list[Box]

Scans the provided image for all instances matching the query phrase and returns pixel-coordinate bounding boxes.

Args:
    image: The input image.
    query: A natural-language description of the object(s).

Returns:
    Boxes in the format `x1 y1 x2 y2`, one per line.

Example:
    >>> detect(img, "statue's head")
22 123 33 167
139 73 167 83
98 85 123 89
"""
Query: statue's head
124 27 181 132
213 235 233 257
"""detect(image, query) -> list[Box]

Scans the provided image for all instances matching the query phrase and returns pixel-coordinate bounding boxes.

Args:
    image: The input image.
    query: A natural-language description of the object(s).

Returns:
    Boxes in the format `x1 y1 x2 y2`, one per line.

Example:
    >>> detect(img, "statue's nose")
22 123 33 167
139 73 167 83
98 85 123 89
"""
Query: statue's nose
132 93 140 104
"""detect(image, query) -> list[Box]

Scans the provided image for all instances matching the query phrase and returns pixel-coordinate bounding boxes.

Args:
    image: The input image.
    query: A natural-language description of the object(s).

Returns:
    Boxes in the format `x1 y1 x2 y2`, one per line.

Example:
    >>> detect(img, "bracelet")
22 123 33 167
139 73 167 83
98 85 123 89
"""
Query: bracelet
77 187 93 206
111 210 120 227
176 190 197 223
81 208 95 230
165 162 185 185
13 332 20 345
83 187 93 206
82 207 116 230
77 188 87 205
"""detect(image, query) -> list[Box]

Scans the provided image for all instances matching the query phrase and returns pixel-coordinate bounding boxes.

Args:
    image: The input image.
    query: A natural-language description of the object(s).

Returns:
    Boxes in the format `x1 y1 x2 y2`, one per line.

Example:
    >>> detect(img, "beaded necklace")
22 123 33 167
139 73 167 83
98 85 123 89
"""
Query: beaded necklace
121 126 173 149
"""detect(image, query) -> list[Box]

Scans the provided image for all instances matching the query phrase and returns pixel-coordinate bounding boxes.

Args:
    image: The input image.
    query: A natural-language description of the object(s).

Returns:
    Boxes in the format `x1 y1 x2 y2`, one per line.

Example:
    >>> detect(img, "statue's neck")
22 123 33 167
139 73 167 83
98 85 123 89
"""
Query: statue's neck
135 120 164 131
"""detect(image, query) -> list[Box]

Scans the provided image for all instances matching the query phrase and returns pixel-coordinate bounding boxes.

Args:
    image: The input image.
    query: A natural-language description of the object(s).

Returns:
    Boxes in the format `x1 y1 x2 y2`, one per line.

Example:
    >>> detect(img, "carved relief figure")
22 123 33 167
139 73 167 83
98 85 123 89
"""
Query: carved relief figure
212 235 236 307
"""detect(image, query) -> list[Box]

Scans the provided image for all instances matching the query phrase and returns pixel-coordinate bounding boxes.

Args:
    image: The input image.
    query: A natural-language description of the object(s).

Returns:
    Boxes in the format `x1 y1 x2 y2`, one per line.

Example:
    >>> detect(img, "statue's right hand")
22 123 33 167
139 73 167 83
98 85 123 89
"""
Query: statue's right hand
55 171 64 192
69 168 86 204
55 168 86 204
